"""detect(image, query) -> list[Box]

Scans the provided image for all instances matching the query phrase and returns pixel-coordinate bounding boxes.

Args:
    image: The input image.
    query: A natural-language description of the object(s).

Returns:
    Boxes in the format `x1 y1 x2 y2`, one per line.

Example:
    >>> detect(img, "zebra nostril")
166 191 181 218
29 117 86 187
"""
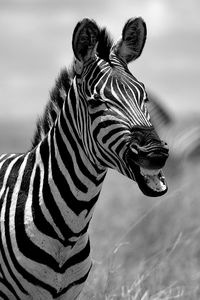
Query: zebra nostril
161 142 169 155
161 141 169 149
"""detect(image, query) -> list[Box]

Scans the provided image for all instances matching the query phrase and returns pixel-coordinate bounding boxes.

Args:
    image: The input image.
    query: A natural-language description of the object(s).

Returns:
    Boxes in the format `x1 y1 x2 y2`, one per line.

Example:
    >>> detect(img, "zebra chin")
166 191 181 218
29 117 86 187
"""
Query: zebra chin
133 164 168 197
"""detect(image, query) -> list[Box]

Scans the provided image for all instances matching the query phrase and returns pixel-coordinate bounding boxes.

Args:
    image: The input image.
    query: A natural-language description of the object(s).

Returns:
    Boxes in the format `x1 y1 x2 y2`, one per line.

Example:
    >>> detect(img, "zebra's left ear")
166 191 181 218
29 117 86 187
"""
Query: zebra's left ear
115 18 147 64
72 18 99 69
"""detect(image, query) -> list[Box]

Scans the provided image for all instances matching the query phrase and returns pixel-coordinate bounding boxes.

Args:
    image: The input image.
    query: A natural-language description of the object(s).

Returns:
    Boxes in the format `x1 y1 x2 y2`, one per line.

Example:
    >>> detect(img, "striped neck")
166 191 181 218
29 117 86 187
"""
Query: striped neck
37 81 106 241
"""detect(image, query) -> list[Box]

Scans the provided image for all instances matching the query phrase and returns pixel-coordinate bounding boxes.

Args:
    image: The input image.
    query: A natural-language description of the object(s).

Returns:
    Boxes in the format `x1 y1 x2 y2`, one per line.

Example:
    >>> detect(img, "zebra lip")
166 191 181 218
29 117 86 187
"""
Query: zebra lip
125 150 168 196
138 167 168 197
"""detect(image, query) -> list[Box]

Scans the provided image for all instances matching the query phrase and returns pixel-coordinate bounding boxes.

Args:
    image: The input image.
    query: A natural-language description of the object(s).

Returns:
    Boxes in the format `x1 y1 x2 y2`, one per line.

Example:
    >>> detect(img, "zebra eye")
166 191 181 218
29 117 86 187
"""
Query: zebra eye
88 99 99 108
88 97 110 111
93 94 100 100
144 97 149 104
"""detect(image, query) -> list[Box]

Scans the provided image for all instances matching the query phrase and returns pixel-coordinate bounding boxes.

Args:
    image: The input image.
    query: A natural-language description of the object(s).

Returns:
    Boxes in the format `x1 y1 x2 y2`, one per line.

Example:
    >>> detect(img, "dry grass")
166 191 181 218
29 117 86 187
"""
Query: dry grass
80 161 200 299
1 123 200 300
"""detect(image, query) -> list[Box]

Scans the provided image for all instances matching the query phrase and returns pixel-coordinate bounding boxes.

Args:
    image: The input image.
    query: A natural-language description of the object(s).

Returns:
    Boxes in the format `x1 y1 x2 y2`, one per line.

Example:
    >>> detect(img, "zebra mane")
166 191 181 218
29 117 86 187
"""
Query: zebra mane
96 27 113 62
31 69 71 149
31 27 113 149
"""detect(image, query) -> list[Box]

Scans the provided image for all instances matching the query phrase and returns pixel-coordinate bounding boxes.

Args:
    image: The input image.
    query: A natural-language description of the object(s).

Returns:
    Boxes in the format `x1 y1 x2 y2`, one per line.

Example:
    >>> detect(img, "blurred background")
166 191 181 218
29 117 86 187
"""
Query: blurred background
0 0 200 152
0 0 200 298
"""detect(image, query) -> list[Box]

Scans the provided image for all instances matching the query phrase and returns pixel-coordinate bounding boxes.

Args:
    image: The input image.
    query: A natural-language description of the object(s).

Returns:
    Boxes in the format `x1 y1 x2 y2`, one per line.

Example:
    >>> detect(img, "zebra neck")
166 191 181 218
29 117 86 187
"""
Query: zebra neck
37 111 106 240
49 123 106 202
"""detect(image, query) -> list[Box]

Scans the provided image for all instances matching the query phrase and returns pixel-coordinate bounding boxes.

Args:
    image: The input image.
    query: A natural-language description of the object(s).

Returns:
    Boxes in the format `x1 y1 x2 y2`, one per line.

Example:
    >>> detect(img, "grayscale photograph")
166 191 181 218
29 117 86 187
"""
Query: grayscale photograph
0 0 199 299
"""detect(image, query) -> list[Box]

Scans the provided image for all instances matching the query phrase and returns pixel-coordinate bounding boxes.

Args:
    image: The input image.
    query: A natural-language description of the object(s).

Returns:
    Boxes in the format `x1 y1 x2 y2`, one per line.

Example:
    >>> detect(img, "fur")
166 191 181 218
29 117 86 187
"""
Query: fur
31 27 113 149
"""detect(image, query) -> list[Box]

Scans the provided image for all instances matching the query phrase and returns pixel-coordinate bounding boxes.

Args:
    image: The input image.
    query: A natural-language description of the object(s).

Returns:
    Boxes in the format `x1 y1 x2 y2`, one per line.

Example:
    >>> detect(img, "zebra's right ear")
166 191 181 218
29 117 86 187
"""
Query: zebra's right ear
72 18 99 68
115 18 147 64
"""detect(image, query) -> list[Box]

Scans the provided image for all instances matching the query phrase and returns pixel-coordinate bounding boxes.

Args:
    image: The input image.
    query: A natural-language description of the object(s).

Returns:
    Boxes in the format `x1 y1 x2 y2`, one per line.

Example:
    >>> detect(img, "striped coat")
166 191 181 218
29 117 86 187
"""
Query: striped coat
0 18 168 299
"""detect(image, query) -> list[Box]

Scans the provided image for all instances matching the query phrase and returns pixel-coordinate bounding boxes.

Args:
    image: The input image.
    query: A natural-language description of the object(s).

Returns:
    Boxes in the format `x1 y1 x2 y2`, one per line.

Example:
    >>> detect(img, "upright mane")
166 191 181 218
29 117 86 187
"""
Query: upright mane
31 26 113 149
31 68 71 149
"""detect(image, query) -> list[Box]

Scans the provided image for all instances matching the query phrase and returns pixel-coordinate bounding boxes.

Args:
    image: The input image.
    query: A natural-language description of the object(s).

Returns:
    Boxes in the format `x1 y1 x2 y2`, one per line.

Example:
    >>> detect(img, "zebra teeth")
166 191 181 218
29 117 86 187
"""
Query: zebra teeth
140 167 166 192
140 167 161 177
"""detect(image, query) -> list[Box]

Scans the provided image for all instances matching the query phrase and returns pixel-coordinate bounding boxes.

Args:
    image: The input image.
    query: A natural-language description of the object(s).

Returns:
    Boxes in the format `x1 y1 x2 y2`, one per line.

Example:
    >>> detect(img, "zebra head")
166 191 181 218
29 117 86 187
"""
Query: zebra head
71 18 169 197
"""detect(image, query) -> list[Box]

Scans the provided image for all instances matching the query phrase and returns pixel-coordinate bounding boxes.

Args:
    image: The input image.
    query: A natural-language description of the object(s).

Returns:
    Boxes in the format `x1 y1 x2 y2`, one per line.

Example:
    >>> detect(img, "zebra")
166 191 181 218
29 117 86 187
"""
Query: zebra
0 18 169 299
148 92 200 162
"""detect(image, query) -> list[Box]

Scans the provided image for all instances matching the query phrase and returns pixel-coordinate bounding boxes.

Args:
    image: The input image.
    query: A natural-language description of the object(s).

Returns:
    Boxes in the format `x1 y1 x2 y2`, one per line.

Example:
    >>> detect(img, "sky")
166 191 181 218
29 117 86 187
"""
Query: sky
0 0 200 123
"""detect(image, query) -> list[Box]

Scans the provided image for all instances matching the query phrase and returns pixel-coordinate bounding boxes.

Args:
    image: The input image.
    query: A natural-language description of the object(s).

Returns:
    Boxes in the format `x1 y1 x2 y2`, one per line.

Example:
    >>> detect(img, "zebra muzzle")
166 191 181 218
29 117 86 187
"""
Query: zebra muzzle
130 142 169 170
126 142 168 197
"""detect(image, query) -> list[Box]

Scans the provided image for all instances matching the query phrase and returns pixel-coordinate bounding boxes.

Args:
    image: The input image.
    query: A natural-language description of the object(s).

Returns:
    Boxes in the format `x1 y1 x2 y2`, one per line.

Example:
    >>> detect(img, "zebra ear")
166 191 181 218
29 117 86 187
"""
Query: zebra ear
72 18 99 64
115 18 147 63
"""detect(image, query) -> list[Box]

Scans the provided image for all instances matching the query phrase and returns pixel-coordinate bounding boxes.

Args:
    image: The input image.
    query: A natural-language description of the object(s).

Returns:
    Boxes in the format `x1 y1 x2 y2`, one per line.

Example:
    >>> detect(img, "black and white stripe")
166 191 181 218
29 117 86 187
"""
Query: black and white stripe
0 18 161 299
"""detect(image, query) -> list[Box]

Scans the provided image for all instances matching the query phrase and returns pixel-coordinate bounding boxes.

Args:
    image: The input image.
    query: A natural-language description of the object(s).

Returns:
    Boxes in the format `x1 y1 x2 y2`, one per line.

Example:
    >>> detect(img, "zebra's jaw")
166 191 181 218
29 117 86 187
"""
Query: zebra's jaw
128 162 168 197
139 167 167 195
125 144 168 196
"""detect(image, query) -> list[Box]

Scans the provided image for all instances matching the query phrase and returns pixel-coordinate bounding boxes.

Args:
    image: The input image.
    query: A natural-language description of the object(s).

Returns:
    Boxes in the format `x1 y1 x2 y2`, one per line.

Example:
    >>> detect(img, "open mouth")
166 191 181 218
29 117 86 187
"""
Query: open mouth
140 167 167 194
125 143 169 197
128 162 168 197
135 166 168 197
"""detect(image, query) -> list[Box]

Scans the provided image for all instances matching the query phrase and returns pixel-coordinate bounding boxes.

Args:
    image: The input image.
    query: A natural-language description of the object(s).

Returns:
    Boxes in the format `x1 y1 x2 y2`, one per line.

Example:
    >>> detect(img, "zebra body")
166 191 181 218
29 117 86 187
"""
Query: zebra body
0 18 169 299
0 120 104 299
